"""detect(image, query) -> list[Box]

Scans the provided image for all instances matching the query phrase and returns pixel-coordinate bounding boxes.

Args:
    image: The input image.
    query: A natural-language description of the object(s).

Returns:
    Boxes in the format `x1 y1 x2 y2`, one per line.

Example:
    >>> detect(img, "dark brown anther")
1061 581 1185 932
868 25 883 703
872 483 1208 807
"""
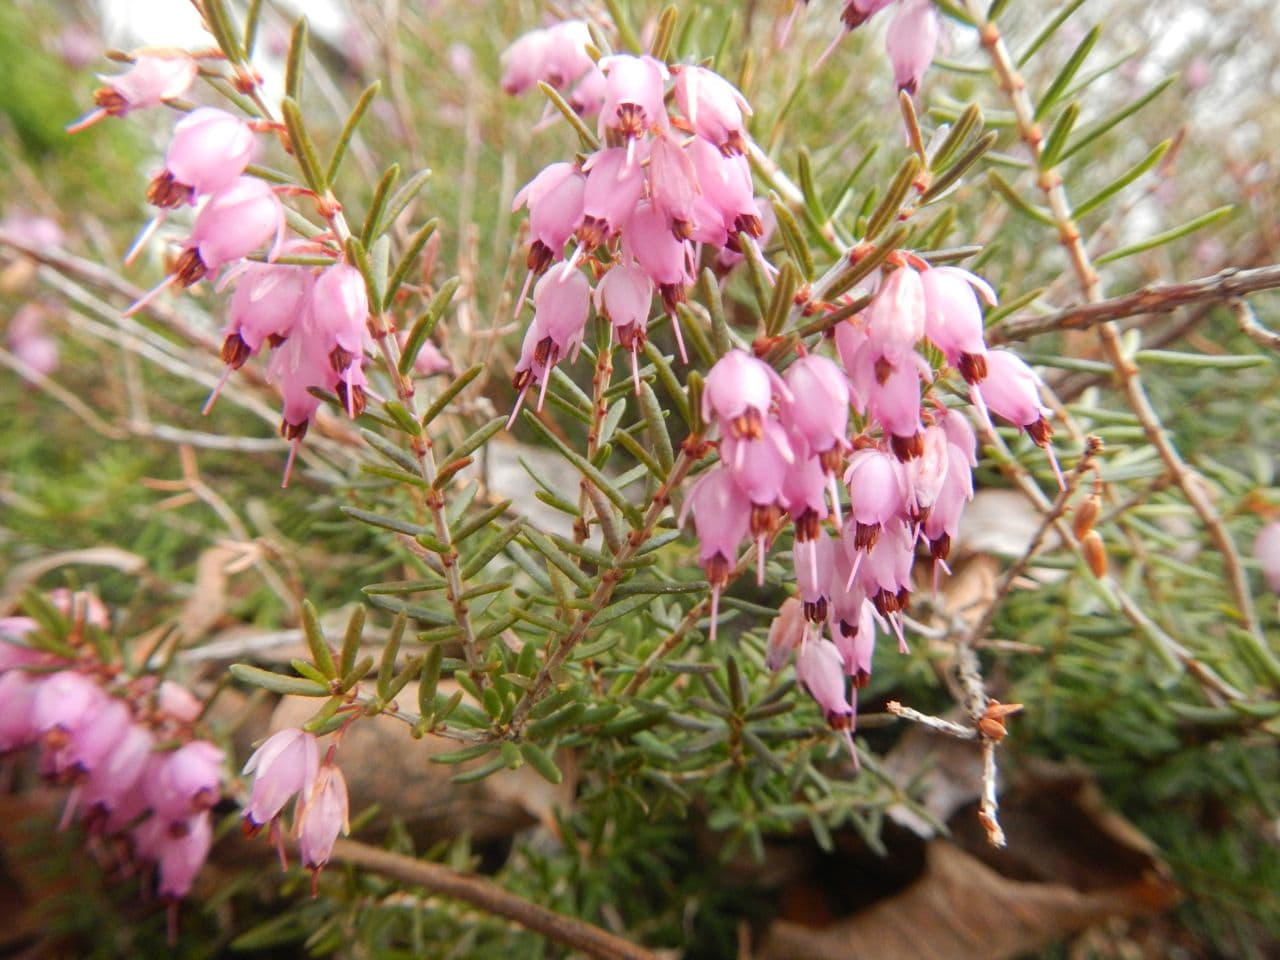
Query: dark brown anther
671 218 694 241
705 553 731 589
730 409 764 440
929 533 951 562
793 509 822 543
819 447 845 475
734 212 764 238
750 503 781 539
854 521 880 551
890 432 924 461
329 346 354 374
172 248 207 287
220 332 251 369
803 597 828 624
335 382 367 418
279 418 309 441
958 352 988 385
874 355 894 385
577 216 608 249
720 131 746 157
527 240 554 274
659 282 686 314
266 333 288 348
615 104 648 140
1026 417 1054 447
146 170 192 209
92 86 128 116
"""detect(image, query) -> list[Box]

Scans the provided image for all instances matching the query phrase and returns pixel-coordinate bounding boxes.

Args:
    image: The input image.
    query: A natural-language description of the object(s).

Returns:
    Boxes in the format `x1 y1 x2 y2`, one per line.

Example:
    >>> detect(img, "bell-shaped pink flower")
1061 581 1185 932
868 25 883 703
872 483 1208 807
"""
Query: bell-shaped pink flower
267 331 331 477
648 131 700 240
781 353 851 462
508 268 592 425
309 263 369 371
68 54 197 133
501 29 553 95
150 108 257 209
598 54 670 144
722 419 794 508
976 350 1062 488
938 405 978 467
865 265 925 365
796 638 855 731
922 266 995 384
795 528 837 624
0 670 41 753
580 147 646 246
81 721 155 816
145 740 224 822
514 162 586 273
924 440 974 566
621 201 692 329
219 262 313 370
685 137 762 240
861 348 931 460
32 670 107 742
907 424 951 519
134 810 213 899
831 594 875 684
46 695 132 783
297 762 349 873
885 0 940 95
595 261 653 390
243 728 321 830
541 20 594 89
674 65 752 155
1255 521 1280 593
783 450 832 538
856 517 915 634
179 177 284 288
681 466 753 641
765 597 806 672
845 447 907 550
703 349 782 441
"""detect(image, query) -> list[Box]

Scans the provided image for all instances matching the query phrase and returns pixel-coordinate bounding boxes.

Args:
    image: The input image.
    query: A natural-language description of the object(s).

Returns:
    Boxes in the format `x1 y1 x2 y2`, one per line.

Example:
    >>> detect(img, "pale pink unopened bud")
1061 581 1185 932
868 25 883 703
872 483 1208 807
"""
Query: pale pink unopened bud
297 763 349 871
765 597 806 672
885 0 940 95
1255 521 1280 593
243 728 321 829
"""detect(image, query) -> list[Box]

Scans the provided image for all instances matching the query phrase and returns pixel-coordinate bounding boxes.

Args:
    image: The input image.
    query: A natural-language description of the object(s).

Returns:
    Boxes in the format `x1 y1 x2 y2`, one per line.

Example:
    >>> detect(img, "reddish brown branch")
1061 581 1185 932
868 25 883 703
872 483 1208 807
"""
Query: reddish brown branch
987 263 1280 345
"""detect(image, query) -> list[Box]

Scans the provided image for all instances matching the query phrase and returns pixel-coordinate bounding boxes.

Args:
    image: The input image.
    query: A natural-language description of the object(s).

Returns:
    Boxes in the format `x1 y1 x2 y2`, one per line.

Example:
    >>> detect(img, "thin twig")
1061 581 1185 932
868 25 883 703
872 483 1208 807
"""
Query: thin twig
313 838 659 960
987 263 1280 344
1232 297 1280 350
884 701 976 739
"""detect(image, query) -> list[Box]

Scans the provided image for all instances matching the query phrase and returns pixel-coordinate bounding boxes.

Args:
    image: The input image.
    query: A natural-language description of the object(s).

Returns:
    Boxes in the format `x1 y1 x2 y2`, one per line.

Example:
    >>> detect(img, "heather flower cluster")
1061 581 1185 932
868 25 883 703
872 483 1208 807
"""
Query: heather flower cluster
241 727 350 888
792 0 941 92
0 594 222 905
685 254 1062 743
503 32 767 415
72 52 396 486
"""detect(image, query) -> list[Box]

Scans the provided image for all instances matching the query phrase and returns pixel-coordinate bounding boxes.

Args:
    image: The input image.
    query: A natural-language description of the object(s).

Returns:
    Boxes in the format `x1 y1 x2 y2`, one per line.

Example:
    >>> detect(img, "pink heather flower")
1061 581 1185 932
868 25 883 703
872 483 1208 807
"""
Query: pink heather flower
149 108 257 209
580 147 647 246
885 0 940 95
125 178 286 316
267 331 330 484
134 810 213 899
243 728 321 830
568 65 607 117
976 349 1061 487
145 740 224 822
842 0 897 30
938 405 978 467
680 465 753 640
45 695 132 783
297 763 349 873
597 54 670 145
621 200 693 328
0 211 65 248
501 29 554 95
722 418 795 509
907 424 951 519
923 439 974 566
68 54 198 133
782 450 832 539
844 447 907 550
0 670 41 753
648 132 700 241
594 261 653 389
81 721 155 816
865 265 925 365
703 349 783 441
831 594 876 685
1256 521 1280 593
157 681 203 724
8 304 59 379
0 617 51 671
781 353 851 463
922 266 996 384
513 162 586 273
673 65 752 155
541 21 594 90
405 337 454 378
32 670 108 742
795 528 836 624
765 597 806 672
508 267 592 425
796 638 855 732
855 517 915 640
218 261 313 373
309 263 369 373
685 137 762 241
859 348 932 460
